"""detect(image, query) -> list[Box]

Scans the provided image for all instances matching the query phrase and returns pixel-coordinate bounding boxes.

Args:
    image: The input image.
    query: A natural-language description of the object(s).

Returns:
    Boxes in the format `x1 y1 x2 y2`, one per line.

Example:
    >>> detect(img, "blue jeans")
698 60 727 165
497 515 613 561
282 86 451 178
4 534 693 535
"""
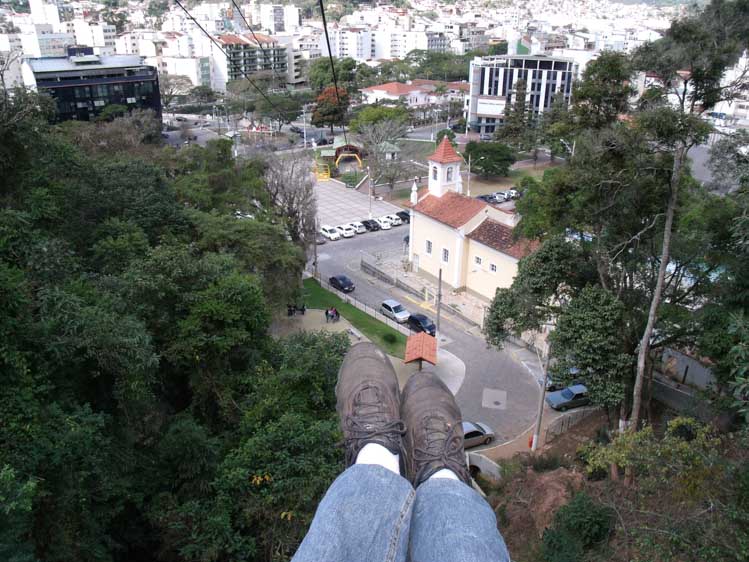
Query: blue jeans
292 464 510 562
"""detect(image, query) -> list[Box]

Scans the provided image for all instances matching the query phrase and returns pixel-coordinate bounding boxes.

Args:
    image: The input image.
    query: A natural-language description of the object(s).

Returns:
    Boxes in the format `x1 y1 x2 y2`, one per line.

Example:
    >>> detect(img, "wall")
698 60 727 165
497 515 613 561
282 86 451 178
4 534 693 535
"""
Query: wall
659 348 716 391
464 239 518 300
411 212 462 290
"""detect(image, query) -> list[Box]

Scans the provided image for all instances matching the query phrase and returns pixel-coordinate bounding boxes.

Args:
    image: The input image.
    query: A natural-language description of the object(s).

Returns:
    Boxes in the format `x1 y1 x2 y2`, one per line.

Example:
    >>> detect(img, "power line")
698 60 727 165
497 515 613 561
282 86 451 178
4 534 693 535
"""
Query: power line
317 0 348 145
173 0 289 125
229 0 290 95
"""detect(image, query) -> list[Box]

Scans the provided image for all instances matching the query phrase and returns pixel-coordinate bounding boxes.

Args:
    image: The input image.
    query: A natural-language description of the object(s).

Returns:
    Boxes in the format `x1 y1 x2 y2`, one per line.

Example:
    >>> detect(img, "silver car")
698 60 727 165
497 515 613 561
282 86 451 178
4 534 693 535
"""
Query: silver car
462 421 495 448
380 299 410 323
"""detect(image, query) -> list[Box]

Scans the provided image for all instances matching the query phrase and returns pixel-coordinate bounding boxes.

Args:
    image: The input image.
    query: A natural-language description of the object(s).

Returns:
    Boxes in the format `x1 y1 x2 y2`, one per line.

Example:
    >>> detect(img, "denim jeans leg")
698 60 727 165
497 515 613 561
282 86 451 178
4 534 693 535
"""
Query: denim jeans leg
292 464 416 562
408 478 510 562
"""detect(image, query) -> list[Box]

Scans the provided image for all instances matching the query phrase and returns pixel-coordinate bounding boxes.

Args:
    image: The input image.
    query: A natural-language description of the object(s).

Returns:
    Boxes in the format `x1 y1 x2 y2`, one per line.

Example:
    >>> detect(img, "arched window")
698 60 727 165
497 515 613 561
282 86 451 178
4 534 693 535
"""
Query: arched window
446 166 453 181
432 166 438 180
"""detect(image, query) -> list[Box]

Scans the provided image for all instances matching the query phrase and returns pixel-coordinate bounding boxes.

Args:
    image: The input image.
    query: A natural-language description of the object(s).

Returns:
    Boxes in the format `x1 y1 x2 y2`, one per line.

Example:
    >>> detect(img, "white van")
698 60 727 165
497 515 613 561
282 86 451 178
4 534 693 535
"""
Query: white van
375 217 392 230
348 221 366 234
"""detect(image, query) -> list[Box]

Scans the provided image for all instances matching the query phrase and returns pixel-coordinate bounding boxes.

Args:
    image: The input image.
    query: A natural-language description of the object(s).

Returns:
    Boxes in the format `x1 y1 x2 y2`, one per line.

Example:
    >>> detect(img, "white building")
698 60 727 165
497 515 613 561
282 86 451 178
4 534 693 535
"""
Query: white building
62 20 116 55
257 4 301 34
29 0 60 28
19 28 75 57
467 54 578 135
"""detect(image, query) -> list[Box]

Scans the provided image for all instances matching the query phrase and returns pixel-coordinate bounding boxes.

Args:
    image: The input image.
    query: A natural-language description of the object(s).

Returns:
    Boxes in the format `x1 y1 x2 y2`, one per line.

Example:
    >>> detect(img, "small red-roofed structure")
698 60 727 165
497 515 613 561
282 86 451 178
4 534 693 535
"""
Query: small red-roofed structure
427 136 464 164
404 332 438 370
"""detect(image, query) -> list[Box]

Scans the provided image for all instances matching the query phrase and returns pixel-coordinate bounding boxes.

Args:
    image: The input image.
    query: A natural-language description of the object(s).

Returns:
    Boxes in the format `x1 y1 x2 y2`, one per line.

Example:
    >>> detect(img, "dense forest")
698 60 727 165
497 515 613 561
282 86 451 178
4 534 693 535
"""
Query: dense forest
0 90 347 561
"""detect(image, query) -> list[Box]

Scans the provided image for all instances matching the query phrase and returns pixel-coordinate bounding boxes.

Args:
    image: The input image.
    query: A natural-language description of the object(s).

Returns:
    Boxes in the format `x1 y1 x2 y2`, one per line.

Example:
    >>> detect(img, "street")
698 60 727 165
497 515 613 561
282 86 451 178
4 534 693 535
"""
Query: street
314 224 543 449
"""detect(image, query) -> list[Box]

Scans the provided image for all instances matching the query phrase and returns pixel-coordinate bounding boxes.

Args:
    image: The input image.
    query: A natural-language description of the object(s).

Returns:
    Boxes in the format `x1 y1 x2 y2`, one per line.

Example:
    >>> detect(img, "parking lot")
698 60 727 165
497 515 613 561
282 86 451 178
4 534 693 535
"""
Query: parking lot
316 179 404 227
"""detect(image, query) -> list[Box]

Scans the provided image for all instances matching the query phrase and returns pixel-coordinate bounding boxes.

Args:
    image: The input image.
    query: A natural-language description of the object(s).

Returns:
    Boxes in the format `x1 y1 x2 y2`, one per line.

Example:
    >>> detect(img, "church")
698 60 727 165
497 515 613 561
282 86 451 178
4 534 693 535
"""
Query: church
407 137 538 301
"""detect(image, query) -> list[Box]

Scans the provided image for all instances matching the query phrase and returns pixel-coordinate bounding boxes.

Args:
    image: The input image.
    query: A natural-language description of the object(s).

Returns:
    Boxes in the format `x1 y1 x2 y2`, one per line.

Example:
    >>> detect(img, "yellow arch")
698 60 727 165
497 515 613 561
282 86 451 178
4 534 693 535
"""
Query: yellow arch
335 153 362 168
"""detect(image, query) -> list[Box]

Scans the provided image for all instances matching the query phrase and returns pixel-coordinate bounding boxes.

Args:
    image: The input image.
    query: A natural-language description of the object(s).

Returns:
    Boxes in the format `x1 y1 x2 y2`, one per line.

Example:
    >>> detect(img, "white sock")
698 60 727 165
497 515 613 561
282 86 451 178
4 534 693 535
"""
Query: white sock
356 443 400 475
429 468 459 481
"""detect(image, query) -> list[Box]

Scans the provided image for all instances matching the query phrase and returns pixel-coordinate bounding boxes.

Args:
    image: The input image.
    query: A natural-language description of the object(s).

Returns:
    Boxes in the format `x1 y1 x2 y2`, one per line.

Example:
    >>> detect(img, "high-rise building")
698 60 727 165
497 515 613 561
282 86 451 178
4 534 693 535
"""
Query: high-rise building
208 33 287 91
22 46 161 121
467 54 578 134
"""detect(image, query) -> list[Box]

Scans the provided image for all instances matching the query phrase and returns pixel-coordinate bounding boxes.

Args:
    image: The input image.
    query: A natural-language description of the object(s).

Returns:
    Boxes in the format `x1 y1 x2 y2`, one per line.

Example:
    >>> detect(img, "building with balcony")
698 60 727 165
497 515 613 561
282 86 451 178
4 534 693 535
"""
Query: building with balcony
22 47 161 122
467 54 577 134
209 32 287 91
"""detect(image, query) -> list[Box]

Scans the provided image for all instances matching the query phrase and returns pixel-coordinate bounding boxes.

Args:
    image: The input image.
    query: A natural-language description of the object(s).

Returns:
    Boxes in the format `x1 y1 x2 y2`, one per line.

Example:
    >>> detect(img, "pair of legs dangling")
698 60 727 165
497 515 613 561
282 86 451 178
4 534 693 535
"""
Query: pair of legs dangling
292 342 510 562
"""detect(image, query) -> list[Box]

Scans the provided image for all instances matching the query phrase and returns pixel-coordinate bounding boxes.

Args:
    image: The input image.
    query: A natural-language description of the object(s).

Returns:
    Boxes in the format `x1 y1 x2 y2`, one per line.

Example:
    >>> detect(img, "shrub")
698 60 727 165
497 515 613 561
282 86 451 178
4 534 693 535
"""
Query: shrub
383 333 397 344
530 454 563 472
541 528 583 562
554 492 613 548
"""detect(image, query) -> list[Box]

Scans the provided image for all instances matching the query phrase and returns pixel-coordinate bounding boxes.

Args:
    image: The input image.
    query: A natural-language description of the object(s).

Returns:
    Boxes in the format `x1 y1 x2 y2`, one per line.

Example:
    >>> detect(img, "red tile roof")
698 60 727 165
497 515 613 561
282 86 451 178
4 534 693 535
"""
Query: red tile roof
467 219 539 259
405 332 437 365
428 136 463 164
412 191 486 228
218 33 276 46
447 81 470 92
361 81 424 96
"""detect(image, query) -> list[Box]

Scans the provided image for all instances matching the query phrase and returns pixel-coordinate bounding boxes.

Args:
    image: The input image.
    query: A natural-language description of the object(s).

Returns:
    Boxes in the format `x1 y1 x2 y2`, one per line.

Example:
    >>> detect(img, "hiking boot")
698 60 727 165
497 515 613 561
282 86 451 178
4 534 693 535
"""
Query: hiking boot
336 342 406 468
401 372 470 487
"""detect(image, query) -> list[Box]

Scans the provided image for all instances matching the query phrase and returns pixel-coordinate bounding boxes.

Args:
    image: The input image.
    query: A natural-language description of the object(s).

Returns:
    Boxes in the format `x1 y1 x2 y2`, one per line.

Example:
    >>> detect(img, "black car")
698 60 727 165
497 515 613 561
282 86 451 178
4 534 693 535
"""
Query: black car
329 275 355 293
289 125 302 133
396 211 410 224
361 219 381 231
316 138 329 146
476 194 495 203
408 313 436 336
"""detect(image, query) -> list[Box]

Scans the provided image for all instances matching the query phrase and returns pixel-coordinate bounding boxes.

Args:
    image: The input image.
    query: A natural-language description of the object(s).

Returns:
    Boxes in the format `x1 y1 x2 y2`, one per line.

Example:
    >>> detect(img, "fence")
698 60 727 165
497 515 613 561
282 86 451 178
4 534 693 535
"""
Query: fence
544 407 601 444
312 273 413 337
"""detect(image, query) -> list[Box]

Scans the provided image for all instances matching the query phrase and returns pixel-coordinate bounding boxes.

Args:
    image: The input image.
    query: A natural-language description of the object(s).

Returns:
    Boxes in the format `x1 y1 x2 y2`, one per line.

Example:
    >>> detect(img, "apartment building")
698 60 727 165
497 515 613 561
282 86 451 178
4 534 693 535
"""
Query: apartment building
209 32 287 91
467 54 578 134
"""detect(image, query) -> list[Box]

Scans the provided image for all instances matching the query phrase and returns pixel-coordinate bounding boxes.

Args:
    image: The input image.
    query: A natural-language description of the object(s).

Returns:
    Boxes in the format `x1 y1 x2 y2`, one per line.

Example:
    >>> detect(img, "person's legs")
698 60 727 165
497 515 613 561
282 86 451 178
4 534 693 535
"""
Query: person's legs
401 372 510 562
292 343 413 562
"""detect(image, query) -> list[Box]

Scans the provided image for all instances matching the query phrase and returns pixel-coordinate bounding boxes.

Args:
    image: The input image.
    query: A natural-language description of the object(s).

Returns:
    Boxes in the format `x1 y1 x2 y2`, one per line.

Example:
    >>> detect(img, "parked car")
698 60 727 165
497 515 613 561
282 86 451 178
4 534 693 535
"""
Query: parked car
462 421 495 448
375 217 392 230
315 138 329 145
383 214 402 226
380 299 410 323
329 274 355 293
289 125 302 134
476 194 495 203
315 234 327 245
545 384 590 411
508 189 521 199
348 221 366 234
361 219 381 232
395 210 410 224
407 313 436 336
450 123 464 132
319 225 341 241
479 133 494 141
335 224 356 238
492 191 511 202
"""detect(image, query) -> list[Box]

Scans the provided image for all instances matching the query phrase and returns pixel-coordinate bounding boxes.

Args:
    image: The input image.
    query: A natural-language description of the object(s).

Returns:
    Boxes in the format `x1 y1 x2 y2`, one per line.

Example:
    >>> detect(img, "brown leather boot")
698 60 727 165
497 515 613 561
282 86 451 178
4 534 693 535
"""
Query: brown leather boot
336 342 406 468
401 372 470 486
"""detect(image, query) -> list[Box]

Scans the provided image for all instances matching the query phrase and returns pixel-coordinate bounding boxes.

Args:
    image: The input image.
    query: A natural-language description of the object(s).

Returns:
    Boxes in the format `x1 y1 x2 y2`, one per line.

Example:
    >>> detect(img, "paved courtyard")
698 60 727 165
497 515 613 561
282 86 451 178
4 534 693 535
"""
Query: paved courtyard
316 179 403 227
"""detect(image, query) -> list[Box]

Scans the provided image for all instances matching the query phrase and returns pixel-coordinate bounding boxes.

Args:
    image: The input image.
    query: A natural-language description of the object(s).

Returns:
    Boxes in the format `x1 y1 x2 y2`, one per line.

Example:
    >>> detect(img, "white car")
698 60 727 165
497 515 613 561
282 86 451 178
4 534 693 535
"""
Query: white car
336 224 356 238
508 189 521 199
375 217 392 230
320 225 341 241
381 299 411 323
348 221 366 234
383 214 402 226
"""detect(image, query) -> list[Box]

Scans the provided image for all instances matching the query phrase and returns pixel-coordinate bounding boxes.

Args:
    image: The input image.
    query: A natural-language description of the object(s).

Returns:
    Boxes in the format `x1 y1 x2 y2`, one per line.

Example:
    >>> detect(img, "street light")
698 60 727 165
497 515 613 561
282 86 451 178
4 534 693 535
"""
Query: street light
460 153 484 197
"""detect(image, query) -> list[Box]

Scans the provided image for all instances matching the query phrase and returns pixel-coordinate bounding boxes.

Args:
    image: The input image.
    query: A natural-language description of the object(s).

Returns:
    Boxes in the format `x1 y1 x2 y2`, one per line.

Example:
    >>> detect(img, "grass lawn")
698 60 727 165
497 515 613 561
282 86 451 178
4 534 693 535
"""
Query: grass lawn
302 278 407 358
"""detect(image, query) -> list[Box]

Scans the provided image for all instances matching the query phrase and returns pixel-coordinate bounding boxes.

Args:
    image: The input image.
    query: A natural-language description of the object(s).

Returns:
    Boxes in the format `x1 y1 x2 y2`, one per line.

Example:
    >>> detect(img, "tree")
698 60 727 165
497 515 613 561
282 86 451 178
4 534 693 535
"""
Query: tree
349 105 409 132
190 85 216 103
255 92 310 130
435 128 456 147
571 51 633 130
311 86 349 134
628 0 749 434
307 57 357 92
159 73 193 109
262 153 318 245
495 78 529 150
488 41 508 55
464 140 515 177
358 118 407 190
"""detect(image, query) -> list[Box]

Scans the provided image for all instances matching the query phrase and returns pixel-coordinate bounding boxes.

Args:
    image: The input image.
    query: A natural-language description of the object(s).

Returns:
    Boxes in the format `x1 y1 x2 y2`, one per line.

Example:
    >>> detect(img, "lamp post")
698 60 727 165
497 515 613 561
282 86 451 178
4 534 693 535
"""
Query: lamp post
462 154 484 197
367 165 373 220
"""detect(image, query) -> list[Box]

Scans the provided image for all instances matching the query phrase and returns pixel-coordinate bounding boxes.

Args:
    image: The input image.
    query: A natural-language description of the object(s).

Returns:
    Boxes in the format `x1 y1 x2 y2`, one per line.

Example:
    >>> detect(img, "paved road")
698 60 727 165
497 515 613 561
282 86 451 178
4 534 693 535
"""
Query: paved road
316 180 402 227
314 223 542 448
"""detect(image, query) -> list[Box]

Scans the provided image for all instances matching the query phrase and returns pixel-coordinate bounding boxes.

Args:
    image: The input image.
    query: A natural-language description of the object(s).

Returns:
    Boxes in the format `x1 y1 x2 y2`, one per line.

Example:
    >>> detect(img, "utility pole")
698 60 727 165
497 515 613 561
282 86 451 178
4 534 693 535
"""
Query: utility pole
367 165 373 219
302 103 308 148
531 349 551 452
467 153 471 197
436 268 443 342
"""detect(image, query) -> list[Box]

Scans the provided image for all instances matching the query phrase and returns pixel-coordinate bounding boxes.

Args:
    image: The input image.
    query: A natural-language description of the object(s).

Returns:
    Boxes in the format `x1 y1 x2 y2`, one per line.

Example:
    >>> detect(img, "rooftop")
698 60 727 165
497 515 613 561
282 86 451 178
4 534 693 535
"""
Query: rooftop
404 332 437 366
412 191 486 228
218 32 277 46
361 81 426 96
467 219 539 259
27 54 146 73
427 136 463 164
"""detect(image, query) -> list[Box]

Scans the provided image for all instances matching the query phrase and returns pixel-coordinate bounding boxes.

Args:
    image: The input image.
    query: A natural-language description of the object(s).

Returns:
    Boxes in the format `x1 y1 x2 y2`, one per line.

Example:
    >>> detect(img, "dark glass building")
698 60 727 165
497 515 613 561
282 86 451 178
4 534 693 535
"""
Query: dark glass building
24 46 161 122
